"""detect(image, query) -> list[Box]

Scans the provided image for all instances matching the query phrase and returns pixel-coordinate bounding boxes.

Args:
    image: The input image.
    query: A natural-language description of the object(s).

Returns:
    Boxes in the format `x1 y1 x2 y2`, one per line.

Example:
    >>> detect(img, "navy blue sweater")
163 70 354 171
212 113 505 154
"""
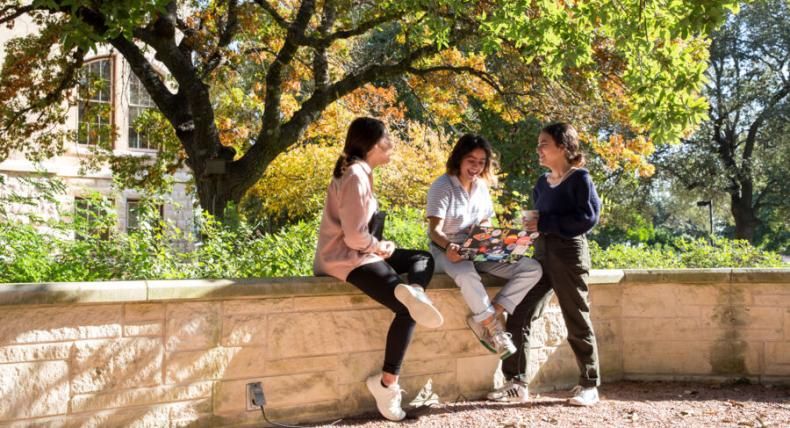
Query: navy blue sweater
533 168 601 239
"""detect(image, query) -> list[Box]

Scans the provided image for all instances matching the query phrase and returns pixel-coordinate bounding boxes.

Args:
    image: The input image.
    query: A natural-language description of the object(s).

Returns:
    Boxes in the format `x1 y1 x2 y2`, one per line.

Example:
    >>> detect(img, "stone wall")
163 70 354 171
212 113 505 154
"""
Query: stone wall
0 269 787 427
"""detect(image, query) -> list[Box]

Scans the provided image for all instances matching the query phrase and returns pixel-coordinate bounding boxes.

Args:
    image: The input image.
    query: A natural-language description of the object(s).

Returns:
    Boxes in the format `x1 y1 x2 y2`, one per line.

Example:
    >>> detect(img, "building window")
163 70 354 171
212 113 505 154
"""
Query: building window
77 59 113 146
126 199 164 233
128 72 157 150
74 197 111 240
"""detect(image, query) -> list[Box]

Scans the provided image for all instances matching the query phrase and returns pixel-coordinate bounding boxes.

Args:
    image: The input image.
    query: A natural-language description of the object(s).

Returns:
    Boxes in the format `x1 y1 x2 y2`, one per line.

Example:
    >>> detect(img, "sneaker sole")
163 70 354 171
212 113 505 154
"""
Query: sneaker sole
489 395 529 403
394 285 444 329
568 398 598 406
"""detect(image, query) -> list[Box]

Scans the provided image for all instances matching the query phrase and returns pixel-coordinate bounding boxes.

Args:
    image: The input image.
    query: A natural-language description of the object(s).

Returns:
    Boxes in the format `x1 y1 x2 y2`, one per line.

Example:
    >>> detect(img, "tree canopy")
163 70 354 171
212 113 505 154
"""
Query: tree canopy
0 0 741 216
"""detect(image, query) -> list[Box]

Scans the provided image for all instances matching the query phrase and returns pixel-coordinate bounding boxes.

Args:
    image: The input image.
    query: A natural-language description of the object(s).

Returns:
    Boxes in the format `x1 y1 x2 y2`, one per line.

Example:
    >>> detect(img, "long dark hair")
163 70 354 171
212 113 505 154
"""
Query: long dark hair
541 122 585 167
446 134 496 183
332 117 387 178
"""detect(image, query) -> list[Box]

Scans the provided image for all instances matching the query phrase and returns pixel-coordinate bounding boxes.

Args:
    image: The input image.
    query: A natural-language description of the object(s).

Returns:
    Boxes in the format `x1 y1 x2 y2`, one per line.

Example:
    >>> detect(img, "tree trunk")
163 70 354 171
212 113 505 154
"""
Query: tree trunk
730 192 760 242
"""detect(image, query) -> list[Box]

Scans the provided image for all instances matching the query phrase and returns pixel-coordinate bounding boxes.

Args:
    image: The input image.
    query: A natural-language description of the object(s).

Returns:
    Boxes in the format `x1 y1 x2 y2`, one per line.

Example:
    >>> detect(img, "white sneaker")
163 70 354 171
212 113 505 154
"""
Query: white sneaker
467 315 516 359
569 385 599 406
487 380 529 403
366 375 406 421
394 284 444 329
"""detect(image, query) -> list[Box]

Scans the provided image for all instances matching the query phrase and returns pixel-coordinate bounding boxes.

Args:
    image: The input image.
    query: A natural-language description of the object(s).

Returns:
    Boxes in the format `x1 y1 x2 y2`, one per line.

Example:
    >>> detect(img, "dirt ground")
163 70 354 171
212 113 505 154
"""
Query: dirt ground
315 381 790 428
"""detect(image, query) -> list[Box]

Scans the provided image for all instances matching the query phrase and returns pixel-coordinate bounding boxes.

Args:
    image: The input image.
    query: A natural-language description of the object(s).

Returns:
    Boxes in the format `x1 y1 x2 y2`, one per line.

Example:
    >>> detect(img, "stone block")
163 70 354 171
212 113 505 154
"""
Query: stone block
752 294 790 307
591 305 620 321
264 355 339 377
765 341 790 365
400 357 456 378
730 270 790 284
70 382 212 412
405 329 489 360
700 305 748 329
223 298 293 315
71 338 163 394
530 311 568 347
214 372 337 413
266 309 390 359
590 286 622 306
623 340 712 375
0 306 121 345
165 346 266 384
400 372 458 403
292 295 379 312
622 283 716 318
124 303 165 321
0 361 69 420
123 321 162 337
337 351 385 384
420 291 471 331
743 307 785 330
65 399 212 428
166 302 220 352
457 355 500 396
785 309 790 340
0 343 71 363
622 317 716 342
221 313 266 346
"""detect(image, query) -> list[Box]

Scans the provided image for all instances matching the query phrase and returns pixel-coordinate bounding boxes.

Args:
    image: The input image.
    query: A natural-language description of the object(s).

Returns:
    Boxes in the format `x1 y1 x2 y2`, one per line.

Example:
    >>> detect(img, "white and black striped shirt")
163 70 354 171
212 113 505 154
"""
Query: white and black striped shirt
426 174 495 243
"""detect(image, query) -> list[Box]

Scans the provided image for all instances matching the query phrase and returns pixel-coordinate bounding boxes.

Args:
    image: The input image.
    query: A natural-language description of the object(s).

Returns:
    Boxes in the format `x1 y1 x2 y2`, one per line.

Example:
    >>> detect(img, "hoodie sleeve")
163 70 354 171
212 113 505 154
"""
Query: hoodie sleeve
338 169 379 253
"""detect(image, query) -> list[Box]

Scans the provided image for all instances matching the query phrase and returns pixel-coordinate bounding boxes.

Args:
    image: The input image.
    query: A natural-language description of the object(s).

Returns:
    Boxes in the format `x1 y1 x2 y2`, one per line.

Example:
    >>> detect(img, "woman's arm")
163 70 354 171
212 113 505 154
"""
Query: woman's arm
428 217 464 263
338 171 379 253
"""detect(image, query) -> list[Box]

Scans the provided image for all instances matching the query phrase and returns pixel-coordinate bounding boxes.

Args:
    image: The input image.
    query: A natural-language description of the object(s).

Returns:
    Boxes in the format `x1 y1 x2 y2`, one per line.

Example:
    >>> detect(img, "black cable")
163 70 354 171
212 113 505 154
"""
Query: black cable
259 406 342 428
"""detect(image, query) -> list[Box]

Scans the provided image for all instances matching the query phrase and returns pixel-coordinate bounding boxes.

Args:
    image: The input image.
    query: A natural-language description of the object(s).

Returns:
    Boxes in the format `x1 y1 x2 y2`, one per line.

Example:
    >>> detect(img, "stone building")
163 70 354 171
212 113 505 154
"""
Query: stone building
0 14 195 236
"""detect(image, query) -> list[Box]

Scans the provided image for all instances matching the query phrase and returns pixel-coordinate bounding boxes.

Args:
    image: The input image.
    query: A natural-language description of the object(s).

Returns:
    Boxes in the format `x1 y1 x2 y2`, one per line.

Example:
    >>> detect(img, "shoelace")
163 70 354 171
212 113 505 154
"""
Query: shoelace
570 385 584 396
386 388 407 410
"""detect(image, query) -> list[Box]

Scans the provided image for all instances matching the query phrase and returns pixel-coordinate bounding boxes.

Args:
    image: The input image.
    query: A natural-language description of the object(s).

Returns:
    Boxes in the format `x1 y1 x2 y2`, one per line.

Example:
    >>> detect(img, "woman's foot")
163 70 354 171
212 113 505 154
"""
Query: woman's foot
487 379 529 403
569 385 599 406
394 284 444 328
366 375 406 421
466 315 516 359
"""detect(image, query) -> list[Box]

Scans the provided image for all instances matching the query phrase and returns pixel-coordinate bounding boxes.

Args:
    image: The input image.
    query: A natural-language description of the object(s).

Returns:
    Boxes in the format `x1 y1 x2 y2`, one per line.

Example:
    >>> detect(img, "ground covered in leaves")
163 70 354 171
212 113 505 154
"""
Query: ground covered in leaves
319 381 790 427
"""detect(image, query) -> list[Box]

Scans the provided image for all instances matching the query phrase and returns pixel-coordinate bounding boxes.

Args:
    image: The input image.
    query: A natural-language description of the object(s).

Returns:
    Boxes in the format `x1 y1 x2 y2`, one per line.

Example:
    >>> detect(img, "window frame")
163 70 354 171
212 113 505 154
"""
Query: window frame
76 56 115 148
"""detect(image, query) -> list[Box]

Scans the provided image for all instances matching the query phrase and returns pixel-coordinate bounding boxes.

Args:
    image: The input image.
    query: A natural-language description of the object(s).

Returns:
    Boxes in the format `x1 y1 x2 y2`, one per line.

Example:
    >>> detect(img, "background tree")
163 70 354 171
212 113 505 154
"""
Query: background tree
0 0 740 217
654 0 789 246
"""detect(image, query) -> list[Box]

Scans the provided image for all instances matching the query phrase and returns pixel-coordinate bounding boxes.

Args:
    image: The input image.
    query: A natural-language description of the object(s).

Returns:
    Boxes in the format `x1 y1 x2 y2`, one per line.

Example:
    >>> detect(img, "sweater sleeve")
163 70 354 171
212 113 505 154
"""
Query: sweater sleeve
538 171 601 238
338 171 379 253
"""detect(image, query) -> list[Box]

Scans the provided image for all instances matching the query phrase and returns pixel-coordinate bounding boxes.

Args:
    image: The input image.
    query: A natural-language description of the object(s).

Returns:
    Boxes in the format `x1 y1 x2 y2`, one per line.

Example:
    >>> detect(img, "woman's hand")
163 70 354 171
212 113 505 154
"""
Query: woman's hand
375 240 396 259
446 243 465 263
522 214 539 233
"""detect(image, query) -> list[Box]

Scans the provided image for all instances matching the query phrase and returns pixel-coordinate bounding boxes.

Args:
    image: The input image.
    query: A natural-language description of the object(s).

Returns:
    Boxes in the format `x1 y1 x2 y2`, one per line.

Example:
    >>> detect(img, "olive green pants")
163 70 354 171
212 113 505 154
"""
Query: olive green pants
502 233 600 387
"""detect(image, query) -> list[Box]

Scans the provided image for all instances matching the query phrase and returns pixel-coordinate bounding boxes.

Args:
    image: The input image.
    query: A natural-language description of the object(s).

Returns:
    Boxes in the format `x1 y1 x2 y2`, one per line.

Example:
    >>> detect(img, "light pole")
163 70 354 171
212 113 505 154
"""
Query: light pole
696 200 713 238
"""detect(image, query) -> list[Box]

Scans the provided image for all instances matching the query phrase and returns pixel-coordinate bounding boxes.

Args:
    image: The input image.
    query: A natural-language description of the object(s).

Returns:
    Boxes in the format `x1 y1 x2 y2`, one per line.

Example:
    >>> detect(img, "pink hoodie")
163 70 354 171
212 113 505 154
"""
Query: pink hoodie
313 161 383 281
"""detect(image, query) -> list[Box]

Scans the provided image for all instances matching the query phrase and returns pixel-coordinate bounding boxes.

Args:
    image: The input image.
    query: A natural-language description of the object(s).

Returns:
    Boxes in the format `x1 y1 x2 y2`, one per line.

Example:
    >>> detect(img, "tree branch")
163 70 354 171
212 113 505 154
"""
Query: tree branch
253 0 290 29
259 0 316 143
1 48 86 135
0 4 34 25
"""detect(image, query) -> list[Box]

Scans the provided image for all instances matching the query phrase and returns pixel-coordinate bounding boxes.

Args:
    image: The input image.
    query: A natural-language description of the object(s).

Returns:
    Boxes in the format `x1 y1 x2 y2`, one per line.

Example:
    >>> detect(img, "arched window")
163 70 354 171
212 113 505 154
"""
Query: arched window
128 72 157 150
77 58 113 146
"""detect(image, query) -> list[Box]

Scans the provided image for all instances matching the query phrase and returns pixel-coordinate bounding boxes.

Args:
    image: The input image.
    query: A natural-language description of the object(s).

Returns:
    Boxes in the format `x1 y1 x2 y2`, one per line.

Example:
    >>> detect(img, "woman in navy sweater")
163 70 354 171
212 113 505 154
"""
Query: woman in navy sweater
488 122 602 406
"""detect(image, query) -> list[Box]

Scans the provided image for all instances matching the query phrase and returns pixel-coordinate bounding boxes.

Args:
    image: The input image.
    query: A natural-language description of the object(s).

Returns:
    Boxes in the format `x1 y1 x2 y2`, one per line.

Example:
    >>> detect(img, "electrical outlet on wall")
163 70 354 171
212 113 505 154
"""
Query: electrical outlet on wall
246 381 266 411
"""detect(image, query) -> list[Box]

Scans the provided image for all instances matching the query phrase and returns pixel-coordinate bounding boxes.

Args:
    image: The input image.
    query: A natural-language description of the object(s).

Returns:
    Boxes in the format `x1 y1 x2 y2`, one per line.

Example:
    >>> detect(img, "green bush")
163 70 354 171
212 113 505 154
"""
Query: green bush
1 196 785 284
590 236 784 269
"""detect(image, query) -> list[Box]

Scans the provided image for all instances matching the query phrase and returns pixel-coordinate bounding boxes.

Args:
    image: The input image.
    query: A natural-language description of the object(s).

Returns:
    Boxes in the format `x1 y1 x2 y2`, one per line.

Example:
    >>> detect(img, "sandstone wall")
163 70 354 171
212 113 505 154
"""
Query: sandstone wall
0 269 787 427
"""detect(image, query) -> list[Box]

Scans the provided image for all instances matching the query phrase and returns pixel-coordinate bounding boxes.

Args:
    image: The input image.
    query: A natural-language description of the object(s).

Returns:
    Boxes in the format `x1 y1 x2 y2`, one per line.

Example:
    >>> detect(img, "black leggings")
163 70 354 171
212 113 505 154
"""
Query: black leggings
346 249 434 375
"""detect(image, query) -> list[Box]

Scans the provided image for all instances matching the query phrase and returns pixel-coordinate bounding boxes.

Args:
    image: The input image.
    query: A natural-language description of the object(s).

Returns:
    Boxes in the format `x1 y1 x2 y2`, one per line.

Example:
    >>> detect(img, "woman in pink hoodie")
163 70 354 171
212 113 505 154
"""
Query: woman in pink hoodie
314 117 444 421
